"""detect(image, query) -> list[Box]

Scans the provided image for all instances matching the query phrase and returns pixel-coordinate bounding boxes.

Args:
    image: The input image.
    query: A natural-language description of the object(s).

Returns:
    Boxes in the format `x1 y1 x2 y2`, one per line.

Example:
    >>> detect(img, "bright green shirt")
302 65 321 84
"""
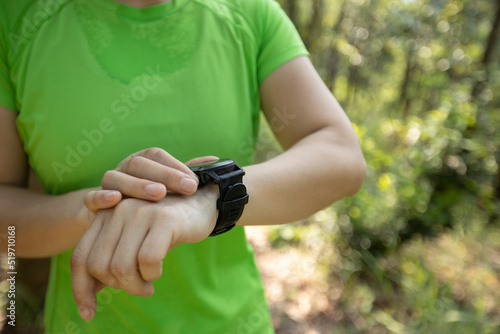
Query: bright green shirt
0 0 308 332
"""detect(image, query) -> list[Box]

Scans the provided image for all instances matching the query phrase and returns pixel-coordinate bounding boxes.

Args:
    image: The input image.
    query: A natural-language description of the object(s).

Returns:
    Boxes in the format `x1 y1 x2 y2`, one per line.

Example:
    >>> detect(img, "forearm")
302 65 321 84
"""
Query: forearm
239 126 366 226
0 186 92 258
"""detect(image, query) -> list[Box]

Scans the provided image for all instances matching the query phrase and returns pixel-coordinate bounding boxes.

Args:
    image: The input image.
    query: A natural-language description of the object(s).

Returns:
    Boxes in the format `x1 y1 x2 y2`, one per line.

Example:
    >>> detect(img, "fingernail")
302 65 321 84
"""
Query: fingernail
78 306 92 321
143 285 155 297
180 178 197 193
145 184 163 197
103 191 117 202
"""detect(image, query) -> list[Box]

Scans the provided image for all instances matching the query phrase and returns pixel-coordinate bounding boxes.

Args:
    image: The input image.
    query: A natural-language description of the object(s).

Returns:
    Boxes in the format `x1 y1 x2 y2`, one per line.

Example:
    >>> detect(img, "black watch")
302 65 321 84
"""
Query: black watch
188 158 249 236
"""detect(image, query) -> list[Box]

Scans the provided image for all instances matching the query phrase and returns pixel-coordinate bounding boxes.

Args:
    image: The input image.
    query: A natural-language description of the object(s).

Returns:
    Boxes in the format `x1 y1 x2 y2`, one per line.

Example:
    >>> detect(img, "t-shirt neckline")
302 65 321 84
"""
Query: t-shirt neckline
87 0 192 20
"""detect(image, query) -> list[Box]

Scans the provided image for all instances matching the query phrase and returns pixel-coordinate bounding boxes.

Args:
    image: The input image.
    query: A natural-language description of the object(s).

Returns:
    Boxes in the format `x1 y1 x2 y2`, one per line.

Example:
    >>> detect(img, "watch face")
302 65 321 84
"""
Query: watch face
187 158 234 172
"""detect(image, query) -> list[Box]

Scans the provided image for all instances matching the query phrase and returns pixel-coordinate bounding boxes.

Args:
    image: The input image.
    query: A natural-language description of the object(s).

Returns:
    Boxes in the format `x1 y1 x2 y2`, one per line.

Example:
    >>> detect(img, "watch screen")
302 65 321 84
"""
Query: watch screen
187 159 221 168
187 158 234 172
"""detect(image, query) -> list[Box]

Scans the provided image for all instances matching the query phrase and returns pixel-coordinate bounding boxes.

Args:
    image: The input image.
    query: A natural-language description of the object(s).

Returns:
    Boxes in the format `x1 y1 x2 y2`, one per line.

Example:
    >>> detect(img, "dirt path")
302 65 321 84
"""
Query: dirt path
246 226 340 334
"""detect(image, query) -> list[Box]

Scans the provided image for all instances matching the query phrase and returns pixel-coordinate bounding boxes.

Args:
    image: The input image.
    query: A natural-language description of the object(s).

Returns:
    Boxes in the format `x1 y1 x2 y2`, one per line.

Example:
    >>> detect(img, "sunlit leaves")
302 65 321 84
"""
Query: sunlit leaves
267 0 500 331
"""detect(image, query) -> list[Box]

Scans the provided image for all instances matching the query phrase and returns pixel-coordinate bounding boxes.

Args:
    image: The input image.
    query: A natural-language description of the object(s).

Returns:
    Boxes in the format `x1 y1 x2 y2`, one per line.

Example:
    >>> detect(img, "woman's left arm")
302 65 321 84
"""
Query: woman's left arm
92 55 366 226
238 55 366 226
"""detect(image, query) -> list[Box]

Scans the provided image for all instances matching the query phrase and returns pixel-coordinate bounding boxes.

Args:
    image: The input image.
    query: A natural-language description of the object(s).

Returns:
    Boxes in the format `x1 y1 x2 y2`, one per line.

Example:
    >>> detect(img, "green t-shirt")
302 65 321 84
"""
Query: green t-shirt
0 0 308 332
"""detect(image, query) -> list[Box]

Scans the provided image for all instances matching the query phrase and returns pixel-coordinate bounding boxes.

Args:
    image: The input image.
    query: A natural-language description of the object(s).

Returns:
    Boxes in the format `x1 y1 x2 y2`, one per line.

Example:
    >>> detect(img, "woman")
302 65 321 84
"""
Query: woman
0 0 366 332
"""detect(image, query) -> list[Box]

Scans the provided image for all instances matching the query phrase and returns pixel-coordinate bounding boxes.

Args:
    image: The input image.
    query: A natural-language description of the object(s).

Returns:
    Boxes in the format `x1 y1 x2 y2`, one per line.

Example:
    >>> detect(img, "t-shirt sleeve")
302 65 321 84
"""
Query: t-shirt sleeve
0 29 16 111
254 0 309 85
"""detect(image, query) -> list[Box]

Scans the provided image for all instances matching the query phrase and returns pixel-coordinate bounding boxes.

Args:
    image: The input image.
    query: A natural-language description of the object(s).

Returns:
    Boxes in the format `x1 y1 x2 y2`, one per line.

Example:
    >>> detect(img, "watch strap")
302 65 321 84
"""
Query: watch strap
211 181 248 236
211 184 249 236
189 159 248 237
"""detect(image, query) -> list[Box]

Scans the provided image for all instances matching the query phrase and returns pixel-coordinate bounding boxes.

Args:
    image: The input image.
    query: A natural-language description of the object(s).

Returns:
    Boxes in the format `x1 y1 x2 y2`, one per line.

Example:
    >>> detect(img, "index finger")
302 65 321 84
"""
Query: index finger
70 218 103 321
118 147 197 179
105 157 199 196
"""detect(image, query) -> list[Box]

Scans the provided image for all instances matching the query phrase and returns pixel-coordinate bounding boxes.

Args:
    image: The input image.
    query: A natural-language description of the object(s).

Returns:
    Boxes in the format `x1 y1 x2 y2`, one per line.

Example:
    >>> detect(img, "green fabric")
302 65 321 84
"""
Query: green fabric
0 0 309 332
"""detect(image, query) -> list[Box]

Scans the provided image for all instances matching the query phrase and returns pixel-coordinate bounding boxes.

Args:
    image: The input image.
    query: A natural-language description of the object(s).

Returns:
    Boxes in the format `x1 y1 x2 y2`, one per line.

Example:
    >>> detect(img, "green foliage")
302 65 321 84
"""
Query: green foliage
275 0 500 251
267 0 500 332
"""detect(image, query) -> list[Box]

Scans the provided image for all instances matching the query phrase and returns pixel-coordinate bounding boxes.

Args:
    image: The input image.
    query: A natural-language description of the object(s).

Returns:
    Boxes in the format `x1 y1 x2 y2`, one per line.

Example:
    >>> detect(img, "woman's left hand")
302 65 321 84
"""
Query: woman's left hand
70 185 218 322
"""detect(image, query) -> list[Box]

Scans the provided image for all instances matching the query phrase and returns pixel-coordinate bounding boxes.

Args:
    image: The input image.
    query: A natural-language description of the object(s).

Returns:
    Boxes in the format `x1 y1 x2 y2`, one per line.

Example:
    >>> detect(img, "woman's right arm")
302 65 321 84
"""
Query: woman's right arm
0 105 203 258
0 105 118 258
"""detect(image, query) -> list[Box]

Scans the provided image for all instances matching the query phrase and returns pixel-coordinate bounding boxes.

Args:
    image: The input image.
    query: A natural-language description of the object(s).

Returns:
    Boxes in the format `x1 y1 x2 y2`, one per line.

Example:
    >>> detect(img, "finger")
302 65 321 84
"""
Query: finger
139 148 198 179
185 156 220 166
111 156 199 195
94 280 106 295
102 170 167 201
70 219 103 321
84 190 122 214
109 223 155 297
86 212 126 290
117 148 198 180
137 222 174 282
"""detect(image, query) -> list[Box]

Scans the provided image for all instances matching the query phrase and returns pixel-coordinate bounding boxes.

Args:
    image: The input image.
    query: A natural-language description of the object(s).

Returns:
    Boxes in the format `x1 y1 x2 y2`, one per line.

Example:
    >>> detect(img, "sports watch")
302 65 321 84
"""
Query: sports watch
188 158 249 236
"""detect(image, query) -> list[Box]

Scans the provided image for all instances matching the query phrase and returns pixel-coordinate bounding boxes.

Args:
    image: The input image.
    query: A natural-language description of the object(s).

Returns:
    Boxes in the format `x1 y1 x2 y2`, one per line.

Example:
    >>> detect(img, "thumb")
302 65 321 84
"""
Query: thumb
84 190 122 214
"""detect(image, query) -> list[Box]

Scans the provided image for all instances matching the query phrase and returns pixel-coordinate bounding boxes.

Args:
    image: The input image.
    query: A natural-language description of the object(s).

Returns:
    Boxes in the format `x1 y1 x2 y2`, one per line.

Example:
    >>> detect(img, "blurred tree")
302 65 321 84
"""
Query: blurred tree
268 0 500 332
276 0 500 251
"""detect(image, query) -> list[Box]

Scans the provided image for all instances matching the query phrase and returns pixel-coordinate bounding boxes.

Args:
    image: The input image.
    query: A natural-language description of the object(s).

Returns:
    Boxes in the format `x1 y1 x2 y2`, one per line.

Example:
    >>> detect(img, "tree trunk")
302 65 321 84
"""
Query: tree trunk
326 1 346 91
471 1 500 98
303 0 324 50
285 0 298 27
468 2 500 201
399 46 415 121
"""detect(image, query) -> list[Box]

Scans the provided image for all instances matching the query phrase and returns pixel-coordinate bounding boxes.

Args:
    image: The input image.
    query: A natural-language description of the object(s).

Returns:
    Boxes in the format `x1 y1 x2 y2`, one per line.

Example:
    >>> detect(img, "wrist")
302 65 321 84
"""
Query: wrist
192 184 218 238
162 186 218 246
199 184 219 227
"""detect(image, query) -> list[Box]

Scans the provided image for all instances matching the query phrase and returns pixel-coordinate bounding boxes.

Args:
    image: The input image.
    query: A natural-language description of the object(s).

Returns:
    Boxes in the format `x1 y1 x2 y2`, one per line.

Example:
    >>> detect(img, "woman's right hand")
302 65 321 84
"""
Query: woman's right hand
83 148 218 214
102 147 201 199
